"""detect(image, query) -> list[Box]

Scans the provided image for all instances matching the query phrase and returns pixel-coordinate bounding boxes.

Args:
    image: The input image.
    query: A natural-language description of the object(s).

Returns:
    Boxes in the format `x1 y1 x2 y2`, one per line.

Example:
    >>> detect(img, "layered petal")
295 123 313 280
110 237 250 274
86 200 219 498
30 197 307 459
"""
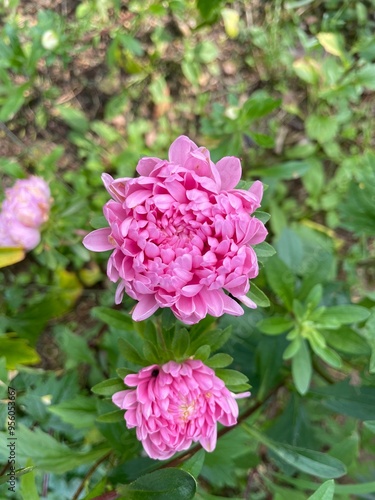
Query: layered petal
112 360 250 460
82 135 267 325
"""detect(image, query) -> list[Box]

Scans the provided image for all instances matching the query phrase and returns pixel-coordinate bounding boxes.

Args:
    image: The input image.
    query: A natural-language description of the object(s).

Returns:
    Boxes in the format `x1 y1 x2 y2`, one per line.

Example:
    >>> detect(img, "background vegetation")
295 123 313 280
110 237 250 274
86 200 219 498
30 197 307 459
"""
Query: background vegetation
0 0 375 498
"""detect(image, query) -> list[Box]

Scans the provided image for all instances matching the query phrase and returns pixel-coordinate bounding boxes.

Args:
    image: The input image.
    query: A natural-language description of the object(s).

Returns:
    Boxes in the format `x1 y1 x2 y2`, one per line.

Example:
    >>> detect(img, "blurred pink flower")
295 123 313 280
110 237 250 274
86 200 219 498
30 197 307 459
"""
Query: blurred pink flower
0 176 51 250
112 359 250 460
83 135 267 324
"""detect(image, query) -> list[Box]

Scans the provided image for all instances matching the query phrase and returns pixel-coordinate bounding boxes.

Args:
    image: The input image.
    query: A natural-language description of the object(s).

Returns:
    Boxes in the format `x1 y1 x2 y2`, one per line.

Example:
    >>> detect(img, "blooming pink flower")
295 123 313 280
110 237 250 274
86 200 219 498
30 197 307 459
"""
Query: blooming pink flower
112 359 250 460
0 176 51 250
83 135 267 324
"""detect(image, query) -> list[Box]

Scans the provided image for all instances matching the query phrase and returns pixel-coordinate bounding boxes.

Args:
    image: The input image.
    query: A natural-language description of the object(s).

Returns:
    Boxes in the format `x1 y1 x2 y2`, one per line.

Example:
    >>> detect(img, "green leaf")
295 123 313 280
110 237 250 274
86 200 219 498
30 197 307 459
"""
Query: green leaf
0 83 29 121
0 466 35 486
316 305 370 327
283 336 302 360
364 421 375 434
355 64 375 90
119 468 196 500
0 334 40 369
56 105 90 132
172 329 190 359
265 256 295 310
206 353 233 368
312 382 375 420
275 228 304 272
92 306 133 330
254 241 276 259
308 480 335 500
254 211 271 224
97 409 125 423
117 367 136 379
305 284 323 311
241 91 281 122
250 132 274 148
179 449 205 479
20 461 40 500
118 338 146 366
252 161 311 180
0 425 110 474
257 317 294 335
92 378 125 397
306 115 339 144
310 343 342 369
292 340 312 395
245 427 346 479
48 396 97 429
293 57 321 85
193 345 211 361
0 247 26 268
247 283 270 307
215 368 249 387
317 32 346 58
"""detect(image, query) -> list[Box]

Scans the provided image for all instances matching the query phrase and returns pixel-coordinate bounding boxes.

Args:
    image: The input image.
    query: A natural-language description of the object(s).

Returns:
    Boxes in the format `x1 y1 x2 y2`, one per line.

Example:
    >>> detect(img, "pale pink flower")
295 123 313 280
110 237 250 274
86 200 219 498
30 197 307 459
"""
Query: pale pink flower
112 359 250 460
0 176 51 250
83 135 267 324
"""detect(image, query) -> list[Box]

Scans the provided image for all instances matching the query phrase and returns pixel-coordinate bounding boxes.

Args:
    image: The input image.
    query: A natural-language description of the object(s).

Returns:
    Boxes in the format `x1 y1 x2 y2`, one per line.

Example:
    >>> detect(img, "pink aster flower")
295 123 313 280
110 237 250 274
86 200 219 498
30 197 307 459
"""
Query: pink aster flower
112 359 250 460
0 176 51 250
83 135 267 324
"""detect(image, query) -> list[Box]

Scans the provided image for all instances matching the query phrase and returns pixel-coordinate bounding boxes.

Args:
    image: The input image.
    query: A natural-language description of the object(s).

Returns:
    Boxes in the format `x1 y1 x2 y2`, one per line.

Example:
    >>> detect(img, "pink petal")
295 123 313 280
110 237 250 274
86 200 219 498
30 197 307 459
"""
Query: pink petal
222 294 244 316
216 156 242 190
83 228 113 251
132 295 159 321
168 135 197 166
200 427 217 452
237 294 257 309
112 390 131 409
136 157 161 176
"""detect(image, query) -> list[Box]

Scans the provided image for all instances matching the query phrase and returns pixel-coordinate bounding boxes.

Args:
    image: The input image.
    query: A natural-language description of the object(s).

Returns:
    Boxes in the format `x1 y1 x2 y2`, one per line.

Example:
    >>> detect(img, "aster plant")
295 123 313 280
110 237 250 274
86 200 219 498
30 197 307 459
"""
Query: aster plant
82 135 273 497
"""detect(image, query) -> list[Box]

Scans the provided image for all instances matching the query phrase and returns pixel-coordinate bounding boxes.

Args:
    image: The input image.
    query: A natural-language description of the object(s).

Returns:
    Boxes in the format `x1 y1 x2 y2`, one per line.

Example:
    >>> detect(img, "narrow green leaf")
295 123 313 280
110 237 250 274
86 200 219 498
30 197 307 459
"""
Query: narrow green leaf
310 343 342 369
92 378 125 397
245 426 346 479
97 409 125 423
257 317 294 335
292 339 312 395
92 307 133 330
118 338 146 366
247 282 270 307
308 480 335 500
317 305 370 326
172 329 190 359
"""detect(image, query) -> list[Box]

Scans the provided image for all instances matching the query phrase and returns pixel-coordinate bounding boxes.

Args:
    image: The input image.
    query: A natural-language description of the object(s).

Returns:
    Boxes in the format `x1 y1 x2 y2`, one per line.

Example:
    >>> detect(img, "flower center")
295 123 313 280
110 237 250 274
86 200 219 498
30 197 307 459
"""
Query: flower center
179 398 197 422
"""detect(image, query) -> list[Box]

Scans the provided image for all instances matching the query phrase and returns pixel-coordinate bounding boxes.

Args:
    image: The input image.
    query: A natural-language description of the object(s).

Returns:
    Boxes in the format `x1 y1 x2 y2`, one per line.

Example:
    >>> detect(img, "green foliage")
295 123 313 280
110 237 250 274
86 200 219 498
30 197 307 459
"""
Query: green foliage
118 468 197 500
1 0 375 498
